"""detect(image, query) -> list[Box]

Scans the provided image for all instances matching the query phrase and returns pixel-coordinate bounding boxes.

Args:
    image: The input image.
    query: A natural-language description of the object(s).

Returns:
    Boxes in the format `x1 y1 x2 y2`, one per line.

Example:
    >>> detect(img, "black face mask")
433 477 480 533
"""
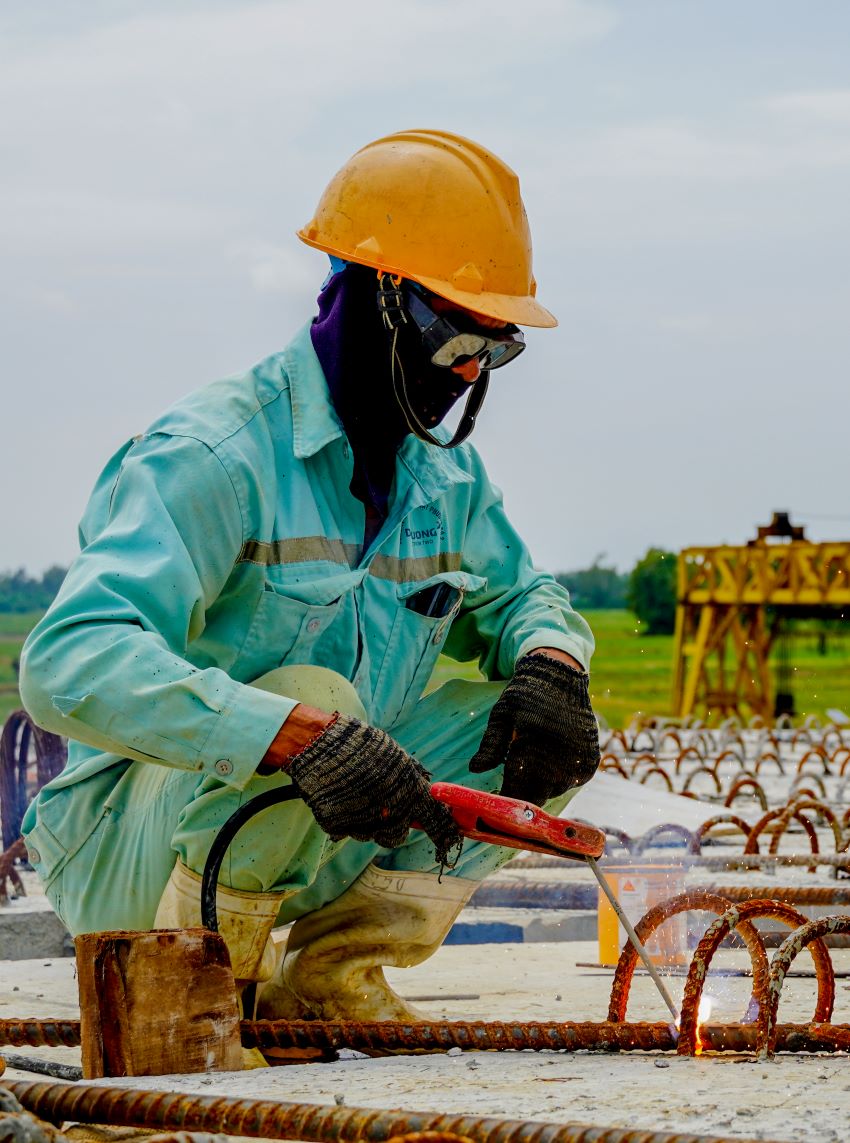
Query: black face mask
310 264 475 518
376 274 492 450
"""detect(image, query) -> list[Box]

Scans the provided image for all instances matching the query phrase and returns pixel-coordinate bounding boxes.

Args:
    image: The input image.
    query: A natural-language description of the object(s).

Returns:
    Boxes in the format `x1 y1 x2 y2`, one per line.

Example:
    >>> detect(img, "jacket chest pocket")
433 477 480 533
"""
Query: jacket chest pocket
373 571 486 730
232 569 362 684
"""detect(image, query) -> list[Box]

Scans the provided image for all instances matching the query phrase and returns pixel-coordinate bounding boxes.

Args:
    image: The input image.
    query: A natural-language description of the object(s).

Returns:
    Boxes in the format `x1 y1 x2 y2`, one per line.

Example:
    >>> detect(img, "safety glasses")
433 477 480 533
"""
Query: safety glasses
405 285 525 371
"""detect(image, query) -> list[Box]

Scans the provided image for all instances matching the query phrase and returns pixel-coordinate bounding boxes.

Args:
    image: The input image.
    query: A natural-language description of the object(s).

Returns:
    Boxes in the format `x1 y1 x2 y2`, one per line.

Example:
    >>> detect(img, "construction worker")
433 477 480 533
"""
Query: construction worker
20 130 600 1034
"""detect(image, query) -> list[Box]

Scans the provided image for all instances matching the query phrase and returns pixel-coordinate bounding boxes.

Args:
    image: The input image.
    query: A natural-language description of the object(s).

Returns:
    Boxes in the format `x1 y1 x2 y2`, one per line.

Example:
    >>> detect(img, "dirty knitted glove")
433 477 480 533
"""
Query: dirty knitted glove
288 714 462 865
469 654 601 805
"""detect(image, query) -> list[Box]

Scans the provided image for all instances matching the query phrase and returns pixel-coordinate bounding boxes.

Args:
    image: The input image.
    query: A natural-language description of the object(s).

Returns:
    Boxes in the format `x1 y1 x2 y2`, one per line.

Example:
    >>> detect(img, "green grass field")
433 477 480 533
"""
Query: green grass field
0 611 43 722
2 608 848 729
429 608 850 728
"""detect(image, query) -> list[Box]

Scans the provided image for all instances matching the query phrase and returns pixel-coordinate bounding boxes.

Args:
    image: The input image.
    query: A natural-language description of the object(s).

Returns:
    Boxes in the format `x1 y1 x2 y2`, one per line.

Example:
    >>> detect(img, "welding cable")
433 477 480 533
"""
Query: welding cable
200 787 301 932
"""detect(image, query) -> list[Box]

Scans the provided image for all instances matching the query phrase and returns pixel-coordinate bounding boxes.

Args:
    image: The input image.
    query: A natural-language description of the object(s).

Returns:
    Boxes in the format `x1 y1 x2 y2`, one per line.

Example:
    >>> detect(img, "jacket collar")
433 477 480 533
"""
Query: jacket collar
284 322 345 460
283 320 474 501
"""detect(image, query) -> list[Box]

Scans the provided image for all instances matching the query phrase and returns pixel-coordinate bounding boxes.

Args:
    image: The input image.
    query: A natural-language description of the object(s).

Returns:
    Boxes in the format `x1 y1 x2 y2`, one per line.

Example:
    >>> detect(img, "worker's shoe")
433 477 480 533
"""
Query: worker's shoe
256 863 477 1022
154 860 287 1068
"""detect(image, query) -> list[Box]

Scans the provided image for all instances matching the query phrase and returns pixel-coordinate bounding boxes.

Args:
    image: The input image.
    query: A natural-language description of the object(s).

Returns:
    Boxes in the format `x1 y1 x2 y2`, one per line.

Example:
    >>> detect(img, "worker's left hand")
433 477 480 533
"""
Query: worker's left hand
468 652 601 805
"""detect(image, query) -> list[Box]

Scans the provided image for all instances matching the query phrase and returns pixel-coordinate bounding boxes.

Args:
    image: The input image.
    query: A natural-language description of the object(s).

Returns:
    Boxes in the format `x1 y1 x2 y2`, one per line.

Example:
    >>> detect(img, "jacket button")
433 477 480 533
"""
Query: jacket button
26 847 41 865
306 619 321 634
214 758 234 777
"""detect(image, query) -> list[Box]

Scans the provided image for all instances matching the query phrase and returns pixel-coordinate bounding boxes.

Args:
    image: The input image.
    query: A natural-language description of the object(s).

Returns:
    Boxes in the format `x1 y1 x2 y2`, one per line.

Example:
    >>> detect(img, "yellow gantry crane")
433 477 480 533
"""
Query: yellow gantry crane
672 513 850 722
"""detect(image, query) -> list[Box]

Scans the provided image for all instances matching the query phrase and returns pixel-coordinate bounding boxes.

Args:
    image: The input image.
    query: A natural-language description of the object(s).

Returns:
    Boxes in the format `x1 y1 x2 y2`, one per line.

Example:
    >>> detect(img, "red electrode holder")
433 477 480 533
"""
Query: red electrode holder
429 782 605 861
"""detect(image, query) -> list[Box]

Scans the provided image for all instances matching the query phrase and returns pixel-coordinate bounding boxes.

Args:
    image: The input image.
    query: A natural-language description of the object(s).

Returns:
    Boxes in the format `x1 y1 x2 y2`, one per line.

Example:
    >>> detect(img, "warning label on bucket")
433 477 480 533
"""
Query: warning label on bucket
597 864 687 966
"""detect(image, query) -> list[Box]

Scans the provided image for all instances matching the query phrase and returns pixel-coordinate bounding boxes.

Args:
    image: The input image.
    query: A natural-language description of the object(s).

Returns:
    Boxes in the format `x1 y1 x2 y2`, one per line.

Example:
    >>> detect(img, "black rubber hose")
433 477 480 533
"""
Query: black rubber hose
200 786 302 932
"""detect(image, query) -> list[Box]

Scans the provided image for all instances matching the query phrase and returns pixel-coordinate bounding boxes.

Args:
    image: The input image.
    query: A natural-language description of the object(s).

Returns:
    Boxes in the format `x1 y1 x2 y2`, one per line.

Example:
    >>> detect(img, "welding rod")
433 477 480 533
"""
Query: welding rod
586 856 680 1022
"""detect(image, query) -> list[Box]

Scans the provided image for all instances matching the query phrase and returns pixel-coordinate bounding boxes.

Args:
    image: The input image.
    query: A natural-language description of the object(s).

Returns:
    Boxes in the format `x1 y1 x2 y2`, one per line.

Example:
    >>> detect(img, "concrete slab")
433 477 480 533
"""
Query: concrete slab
2 942 850 1143
569 773 762 834
0 873 71 961
446 908 597 944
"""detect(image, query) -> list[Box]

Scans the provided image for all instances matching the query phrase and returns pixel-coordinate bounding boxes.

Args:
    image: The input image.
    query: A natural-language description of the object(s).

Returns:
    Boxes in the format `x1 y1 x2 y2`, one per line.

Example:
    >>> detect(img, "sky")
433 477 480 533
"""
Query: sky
2 0 849 576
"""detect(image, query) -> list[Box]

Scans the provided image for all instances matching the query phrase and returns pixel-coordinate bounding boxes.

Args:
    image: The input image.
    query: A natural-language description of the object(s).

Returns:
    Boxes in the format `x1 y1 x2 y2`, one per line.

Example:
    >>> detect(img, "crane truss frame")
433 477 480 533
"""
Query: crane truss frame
672 540 850 721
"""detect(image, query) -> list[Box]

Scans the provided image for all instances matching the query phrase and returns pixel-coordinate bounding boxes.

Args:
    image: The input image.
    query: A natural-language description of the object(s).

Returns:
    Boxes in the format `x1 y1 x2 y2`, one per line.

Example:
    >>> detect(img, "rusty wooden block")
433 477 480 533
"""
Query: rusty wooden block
75 928 242 1077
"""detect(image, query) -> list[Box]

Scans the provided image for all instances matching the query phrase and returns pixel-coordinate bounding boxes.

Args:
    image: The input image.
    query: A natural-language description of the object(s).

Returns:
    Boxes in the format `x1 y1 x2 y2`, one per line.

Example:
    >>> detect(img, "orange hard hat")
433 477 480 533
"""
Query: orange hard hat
297 129 556 329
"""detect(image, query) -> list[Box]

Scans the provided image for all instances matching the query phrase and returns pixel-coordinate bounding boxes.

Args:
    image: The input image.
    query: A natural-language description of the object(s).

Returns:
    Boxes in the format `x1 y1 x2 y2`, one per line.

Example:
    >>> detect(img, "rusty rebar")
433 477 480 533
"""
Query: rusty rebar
744 808 819 869
722 776 768 812
242 1018 850 1055
638 766 675 793
689 884 850 906
0 1079 795 1143
0 837 26 904
787 776 829 800
796 748 831 775
516 847 849 872
771 799 844 854
0 711 65 849
599 757 631 781
675 746 706 771
694 815 753 849
762 914 850 1058
243 1019 680 1053
607 891 769 1023
680 766 722 796
385 1134 475 1143
695 852 850 870
9 1013 850 1058
0 1022 81 1049
633 824 700 855
752 753 785 776
676 899 834 1057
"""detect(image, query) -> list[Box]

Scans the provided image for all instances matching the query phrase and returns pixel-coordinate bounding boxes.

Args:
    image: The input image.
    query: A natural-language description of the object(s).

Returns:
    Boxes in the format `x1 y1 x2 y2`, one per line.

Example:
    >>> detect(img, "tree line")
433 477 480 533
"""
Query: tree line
556 549 676 633
0 550 679 634
0 567 69 614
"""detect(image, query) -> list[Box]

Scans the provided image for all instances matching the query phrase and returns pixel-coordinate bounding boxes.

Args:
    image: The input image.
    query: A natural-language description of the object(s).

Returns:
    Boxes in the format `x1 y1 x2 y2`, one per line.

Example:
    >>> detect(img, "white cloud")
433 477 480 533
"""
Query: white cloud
0 0 617 152
227 239 321 296
765 89 850 124
0 1 619 267
3 2 850 576
542 116 850 187
28 288 79 315
0 189 232 258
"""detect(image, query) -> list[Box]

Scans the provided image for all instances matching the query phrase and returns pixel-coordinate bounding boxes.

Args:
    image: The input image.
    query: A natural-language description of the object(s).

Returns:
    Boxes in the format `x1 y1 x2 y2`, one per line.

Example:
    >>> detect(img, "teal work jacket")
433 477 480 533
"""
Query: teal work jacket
20 322 594 883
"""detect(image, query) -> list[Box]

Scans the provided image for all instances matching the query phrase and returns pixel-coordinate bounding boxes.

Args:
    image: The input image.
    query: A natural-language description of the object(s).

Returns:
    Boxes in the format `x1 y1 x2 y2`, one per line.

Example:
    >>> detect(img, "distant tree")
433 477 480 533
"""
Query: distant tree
555 555 629 610
40 565 68 598
627 548 677 634
0 566 68 613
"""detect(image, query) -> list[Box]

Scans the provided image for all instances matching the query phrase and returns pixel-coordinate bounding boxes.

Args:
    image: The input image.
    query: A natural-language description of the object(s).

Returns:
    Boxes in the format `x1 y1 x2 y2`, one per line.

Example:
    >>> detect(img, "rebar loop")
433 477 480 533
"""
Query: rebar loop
676 899 834 1056
761 914 850 1058
607 891 769 1023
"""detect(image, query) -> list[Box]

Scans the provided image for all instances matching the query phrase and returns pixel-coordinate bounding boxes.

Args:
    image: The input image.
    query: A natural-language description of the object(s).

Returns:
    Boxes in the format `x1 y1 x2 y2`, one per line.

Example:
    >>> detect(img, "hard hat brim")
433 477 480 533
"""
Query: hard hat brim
413 273 558 330
297 229 558 329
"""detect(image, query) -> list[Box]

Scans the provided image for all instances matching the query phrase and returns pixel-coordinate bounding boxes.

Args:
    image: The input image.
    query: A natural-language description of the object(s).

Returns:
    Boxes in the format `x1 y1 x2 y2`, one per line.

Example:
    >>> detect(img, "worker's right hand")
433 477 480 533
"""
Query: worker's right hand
286 715 462 862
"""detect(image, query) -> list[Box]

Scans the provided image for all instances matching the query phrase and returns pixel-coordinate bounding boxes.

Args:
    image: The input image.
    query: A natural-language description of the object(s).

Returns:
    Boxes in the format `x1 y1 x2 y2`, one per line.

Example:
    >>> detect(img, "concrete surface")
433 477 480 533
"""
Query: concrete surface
0 872 72 960
571 771 763 833
0 900 70 960
2 764 848 1141
2 940 850 1143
